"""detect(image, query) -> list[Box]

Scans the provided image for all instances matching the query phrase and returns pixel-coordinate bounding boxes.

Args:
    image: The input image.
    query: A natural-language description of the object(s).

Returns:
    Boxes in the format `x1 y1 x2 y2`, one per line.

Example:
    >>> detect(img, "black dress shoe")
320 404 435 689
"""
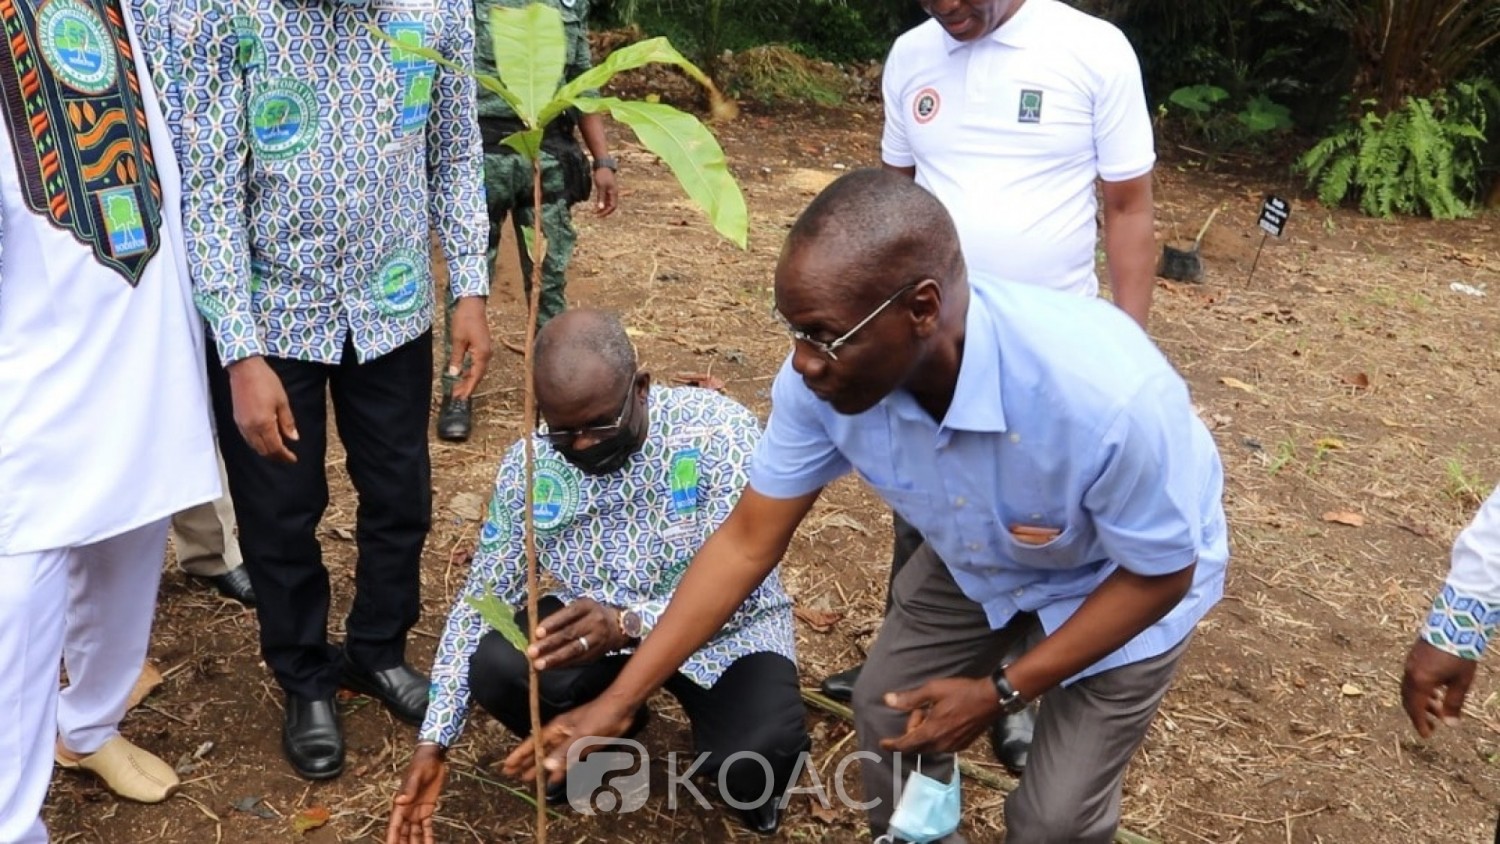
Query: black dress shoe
194 567 256 607
283 695 344 780
819 663 863 704
339 657 430 725
989 703 1036 775
437 395 472 442
738 801 782 835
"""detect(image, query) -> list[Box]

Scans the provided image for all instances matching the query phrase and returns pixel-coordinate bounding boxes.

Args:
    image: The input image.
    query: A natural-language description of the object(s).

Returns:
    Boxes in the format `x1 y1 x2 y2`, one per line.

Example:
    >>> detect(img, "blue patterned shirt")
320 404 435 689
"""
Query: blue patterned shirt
420 387 798 748
1423 483 1500 660
175 0 488 365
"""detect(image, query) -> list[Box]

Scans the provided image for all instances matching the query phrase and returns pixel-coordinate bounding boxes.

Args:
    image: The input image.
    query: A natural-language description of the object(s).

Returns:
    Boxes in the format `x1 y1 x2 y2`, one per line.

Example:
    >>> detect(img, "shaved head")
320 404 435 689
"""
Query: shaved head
534 309 637 403
781 168 966 303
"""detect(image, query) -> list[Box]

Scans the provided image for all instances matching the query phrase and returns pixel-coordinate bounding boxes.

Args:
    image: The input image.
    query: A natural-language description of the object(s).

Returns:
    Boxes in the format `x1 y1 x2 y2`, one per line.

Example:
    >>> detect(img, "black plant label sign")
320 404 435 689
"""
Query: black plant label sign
1259 195 1290 237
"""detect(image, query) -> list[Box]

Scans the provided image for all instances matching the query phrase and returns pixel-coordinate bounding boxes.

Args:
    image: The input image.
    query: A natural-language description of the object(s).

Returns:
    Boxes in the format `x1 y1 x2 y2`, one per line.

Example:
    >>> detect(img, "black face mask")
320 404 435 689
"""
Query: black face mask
557 425 639 475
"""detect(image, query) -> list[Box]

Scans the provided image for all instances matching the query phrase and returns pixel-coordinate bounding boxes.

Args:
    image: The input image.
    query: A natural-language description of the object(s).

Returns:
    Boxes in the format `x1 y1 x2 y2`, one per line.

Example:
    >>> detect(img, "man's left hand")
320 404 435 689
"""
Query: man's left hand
592 168 618 217
879 677 1002 755
1402 638 1477 738
529 598 626 670
447 296 492 400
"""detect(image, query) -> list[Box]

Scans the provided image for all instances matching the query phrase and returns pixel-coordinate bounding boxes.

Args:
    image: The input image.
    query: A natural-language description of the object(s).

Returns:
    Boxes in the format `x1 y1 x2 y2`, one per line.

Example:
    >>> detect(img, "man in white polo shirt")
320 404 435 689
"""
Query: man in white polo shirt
0 0 220 837
819 0 1161 774
882 0 1157 320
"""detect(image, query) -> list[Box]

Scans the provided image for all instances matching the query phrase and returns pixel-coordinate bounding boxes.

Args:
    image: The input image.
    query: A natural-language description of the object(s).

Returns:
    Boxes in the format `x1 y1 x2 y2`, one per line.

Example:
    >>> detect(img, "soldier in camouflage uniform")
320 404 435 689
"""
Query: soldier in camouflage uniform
437 0 620 442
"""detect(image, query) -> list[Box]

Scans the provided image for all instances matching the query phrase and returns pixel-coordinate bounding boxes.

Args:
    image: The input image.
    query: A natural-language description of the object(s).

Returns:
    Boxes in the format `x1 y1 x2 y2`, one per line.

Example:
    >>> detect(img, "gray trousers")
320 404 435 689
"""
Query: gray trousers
853 542 1190 843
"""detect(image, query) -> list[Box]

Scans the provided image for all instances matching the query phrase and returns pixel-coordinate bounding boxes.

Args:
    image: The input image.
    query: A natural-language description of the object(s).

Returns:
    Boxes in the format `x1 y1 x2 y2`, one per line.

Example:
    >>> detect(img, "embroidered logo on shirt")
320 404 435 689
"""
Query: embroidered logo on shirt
0 0 162 284
97 186 148 255
532 459 580 531
668 448 700 516
386 22 434 141
478 493 508 552
1018 89 1043 123
249 78 319 160
912 87 941 124
233 14 262 69
37 0 117 93
373 247 428 316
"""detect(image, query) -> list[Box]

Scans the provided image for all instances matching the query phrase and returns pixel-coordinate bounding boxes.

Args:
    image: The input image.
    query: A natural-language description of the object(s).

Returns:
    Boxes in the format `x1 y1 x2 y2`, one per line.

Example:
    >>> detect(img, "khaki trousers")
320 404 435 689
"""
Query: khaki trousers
169 454 241 578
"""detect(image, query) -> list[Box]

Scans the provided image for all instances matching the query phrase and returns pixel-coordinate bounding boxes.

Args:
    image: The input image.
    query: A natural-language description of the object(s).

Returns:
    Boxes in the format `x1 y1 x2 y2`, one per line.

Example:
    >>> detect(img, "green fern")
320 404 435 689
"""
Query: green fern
1298 80 1497 220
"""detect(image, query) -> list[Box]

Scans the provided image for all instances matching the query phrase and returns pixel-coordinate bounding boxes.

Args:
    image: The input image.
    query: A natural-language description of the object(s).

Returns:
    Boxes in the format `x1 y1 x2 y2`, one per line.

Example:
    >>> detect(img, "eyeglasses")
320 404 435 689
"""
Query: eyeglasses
772 281 920 361
536 374 638 447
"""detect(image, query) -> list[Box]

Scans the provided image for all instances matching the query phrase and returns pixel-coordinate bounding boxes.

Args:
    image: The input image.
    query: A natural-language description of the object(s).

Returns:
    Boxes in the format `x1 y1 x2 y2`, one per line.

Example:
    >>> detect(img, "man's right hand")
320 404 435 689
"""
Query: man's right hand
227 356 298 462
502 697 639 786
386 745 448 844
1401 638 1478 738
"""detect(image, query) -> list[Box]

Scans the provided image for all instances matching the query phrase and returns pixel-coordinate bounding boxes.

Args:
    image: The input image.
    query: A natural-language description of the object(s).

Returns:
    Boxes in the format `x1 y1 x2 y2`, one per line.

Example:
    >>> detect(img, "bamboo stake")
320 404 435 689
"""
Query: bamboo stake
800 690 1159 844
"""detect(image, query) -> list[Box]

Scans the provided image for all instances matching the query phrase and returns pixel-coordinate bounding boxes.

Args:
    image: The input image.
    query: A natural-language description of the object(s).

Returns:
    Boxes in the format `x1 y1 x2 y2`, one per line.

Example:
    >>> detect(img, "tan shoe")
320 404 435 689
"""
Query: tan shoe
55 736 180 803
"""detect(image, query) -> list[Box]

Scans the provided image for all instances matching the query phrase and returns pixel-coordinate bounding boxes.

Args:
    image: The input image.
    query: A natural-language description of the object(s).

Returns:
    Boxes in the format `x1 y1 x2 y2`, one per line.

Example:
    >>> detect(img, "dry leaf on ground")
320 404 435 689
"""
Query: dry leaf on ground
1220 376 1257 393
292 806 330 834
1322 510 1366 527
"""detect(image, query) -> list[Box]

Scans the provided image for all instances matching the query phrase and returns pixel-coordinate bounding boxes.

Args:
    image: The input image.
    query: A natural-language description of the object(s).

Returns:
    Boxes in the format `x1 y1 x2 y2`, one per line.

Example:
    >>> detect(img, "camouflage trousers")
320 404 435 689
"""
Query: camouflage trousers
442 149 578 396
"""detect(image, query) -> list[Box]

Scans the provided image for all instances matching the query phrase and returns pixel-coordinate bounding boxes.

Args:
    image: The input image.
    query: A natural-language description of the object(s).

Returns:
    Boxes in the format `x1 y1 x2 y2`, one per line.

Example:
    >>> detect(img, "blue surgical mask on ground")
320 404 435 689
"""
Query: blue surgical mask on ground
879 762 961 843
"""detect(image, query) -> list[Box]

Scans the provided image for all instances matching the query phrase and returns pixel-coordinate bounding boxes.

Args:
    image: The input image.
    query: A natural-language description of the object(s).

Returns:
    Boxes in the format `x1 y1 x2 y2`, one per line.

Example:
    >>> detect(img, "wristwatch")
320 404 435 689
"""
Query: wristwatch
617 605 646 642
993 667 1028 715
593 155 618 172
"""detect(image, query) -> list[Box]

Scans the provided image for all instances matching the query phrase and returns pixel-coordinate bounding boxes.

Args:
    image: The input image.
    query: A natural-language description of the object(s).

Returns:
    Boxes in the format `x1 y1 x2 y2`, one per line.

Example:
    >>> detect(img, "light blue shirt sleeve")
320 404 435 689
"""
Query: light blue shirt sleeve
1082 372 1204 576
747 358 851 499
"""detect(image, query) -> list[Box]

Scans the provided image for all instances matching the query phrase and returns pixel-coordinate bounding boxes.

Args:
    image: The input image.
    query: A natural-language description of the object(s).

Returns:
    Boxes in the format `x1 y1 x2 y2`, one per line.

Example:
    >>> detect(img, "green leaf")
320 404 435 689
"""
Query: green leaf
576 97 747 248
502 127 544 160
490 3 567 126
1168 84 1228 114
465 592 530 651
543 37 706 124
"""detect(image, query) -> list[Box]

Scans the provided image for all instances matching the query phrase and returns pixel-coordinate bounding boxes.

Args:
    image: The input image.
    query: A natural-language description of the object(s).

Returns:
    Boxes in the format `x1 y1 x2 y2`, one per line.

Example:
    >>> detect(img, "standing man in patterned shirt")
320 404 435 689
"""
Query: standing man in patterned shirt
129 0 257 610
435 0 618 442
388 310 807 840
176 0 492 780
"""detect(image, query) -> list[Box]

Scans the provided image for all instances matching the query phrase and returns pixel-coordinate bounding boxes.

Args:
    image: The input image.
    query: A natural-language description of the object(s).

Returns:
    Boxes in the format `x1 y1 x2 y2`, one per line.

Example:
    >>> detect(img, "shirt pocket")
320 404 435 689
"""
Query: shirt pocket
995 521 1092 571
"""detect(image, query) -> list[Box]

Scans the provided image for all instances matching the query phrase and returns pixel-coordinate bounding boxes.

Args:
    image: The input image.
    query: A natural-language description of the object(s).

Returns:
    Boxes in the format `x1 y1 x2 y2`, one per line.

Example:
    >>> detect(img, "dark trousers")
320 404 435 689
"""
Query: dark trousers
469 597 811 809
207 334 434 699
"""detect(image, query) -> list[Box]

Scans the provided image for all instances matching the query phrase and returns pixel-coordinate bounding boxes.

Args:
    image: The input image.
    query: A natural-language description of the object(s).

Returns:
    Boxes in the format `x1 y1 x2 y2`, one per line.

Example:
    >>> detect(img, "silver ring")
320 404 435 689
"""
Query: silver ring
576 636 589 653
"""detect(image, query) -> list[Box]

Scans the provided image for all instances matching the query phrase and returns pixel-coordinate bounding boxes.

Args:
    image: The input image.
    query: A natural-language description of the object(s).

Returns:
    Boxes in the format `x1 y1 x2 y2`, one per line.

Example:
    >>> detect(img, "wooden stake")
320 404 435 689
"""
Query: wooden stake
523 152 549 844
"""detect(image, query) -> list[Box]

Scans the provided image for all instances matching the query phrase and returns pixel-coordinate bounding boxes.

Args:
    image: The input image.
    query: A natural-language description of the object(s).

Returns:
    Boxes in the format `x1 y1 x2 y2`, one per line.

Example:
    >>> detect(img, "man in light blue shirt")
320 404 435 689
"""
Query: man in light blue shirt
501 169 1228 844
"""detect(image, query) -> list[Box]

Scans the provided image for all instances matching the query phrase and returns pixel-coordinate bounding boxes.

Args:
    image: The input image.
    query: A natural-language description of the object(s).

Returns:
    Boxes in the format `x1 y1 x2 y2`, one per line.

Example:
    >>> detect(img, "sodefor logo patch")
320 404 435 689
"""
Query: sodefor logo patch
912 87 941 124
96 187 148 256
249 79 319 160
372 248 428 316
477 493 509 552
37 0 118 94
532 459 580 532
668 448 700 516
386 22 434 139
1018 89 1043 123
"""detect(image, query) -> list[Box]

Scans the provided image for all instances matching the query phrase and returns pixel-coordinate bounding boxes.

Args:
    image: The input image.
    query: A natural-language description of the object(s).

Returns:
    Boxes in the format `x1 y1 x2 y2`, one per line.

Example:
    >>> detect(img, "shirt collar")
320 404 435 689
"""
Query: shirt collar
938 285 1007 433
941 0 1042 54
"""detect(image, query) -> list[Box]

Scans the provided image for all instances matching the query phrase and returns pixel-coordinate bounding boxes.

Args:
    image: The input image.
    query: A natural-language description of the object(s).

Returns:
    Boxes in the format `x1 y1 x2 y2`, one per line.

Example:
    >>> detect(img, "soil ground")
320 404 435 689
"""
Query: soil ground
44 92 1500 843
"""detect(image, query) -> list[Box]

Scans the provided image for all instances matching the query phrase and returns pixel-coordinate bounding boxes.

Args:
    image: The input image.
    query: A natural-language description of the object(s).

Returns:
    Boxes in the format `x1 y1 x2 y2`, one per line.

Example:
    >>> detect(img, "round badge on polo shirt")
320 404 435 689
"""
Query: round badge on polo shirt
912 87 941 125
